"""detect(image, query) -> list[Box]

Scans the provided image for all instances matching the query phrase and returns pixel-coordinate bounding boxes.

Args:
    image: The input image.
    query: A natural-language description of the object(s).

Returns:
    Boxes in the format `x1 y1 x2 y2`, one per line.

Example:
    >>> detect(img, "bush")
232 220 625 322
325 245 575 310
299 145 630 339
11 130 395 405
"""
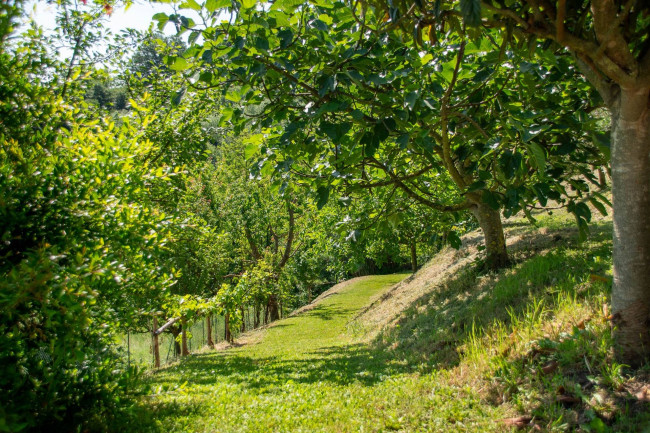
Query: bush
0 47 177 430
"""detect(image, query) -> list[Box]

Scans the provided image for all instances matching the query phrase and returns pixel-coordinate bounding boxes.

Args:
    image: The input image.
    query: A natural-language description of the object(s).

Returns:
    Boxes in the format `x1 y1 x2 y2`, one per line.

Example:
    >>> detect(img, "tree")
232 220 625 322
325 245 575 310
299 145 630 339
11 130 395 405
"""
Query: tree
0 2 204 429
369 0 648 364
203 138 305 323
156 0 607 272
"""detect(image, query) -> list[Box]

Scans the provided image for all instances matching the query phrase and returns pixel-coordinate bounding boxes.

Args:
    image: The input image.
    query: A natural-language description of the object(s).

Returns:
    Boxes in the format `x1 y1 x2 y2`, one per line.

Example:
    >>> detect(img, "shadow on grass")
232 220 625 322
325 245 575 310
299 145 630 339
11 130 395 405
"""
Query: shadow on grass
120 222 614 432
149 342 408 389
370 220 613 372
302 304 353 321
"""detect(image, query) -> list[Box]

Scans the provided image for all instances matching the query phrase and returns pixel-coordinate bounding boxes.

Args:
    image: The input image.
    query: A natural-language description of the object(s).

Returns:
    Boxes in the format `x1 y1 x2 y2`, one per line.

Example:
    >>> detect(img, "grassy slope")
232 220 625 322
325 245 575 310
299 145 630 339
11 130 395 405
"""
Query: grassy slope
126 212 650 433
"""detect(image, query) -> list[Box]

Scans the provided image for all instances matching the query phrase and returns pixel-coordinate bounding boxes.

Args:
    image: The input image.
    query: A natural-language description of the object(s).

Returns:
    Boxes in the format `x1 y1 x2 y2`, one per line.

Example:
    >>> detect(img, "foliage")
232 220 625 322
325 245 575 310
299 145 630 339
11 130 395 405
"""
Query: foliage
0 108 179 431
154 0 608 270
0 7 185 430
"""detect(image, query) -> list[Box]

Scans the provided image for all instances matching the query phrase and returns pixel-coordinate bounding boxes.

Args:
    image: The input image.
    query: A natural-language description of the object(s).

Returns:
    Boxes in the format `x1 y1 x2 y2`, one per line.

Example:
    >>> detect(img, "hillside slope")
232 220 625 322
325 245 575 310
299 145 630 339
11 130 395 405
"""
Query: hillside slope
123 213 650 433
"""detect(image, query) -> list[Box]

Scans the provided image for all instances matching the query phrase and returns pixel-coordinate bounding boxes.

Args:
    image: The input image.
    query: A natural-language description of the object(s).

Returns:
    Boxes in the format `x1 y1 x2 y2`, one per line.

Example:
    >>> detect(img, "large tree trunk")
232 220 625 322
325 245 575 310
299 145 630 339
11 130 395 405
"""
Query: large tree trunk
267 295 280 322
410 240 418 272
610 87 650 366
471 202 509 270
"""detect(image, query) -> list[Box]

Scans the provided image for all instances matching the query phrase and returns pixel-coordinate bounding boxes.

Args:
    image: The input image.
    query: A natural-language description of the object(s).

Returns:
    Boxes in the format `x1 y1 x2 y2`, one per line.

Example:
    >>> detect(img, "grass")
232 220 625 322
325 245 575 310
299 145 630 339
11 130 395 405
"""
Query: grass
114 213 650 433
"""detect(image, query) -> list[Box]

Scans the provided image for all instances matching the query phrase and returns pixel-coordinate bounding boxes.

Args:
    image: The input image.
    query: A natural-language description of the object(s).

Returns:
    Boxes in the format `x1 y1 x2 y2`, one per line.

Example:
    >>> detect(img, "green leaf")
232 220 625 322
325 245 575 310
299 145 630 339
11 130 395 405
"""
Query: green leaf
527 142 546 171
311 19 328 32
206 0 231 11
254 36 269 51
152 12 169 31
242 0 257 9
460 0 481 26
320 121 352 144
316 186 329 209
397 133 409 149
482 190 500 210
168 57 189 71
589 417 608 433
405 91 419 110
278 28 293 48
466 180 486 193
244 142 258 160
180 0 201 11
351 109 365 120
589 197 608 216
447 231 462 249
171 88 186 107
318 75 336 97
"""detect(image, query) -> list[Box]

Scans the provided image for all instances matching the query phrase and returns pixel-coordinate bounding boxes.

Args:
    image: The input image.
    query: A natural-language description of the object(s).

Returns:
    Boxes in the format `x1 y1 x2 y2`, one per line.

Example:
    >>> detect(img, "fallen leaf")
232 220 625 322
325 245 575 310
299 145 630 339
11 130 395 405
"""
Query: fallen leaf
556 394 581 404
576 319 586 330
502 416 532 429
590 274 610 283
542 361 559 375
635 388 650 402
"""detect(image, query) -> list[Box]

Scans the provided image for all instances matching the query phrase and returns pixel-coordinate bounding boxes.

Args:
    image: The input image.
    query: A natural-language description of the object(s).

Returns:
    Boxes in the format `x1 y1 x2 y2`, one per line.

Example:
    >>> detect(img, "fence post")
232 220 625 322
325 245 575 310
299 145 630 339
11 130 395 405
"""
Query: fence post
152 315 160 368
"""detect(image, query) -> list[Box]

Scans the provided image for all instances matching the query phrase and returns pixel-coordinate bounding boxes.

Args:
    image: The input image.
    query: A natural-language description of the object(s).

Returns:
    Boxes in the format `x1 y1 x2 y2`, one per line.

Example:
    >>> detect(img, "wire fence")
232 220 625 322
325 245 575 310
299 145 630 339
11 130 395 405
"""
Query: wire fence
117 308 261 368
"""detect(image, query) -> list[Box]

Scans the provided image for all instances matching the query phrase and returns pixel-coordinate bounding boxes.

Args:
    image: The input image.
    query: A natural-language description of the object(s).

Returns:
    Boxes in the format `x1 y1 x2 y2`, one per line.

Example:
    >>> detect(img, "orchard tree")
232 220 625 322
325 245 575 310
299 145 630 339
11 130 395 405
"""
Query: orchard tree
204 137 305 322
156 0 607 271
369 0 649 365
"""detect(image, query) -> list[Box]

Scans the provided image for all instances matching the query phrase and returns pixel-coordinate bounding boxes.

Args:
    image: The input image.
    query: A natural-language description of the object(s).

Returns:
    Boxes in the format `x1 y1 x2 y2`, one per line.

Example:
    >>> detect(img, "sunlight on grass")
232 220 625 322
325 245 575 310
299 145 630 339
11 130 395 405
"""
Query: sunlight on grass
116 218 650 433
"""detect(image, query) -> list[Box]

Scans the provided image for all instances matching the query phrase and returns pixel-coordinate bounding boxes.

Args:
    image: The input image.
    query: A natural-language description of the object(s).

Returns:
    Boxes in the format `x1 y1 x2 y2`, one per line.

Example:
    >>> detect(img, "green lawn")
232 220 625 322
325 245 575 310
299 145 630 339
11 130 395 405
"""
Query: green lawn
128 273 508 432
119 217 650 433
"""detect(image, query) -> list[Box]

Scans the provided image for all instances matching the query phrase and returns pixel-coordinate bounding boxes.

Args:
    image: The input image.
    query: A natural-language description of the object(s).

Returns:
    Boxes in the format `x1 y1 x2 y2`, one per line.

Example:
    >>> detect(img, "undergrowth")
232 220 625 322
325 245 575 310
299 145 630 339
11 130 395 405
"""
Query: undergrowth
376 217 650 432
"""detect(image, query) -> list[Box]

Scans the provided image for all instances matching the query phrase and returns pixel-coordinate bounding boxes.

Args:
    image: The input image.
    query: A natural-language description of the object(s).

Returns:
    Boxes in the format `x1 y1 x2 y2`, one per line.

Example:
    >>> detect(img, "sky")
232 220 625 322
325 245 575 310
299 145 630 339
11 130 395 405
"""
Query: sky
24 1 202 63
28 0 184 36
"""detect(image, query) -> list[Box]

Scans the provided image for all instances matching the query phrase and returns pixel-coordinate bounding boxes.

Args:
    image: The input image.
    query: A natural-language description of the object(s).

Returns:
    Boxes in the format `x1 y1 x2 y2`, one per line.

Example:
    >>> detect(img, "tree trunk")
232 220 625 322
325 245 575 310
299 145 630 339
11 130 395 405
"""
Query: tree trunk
171 327 181 357
181 318 189 356
254 304 260 328
610 87 650 366
240 306 246 333
152 316 160 368
224 312 232 343
267 295 280 322
471 201 509 270
410 240 418 272
206 314 214 348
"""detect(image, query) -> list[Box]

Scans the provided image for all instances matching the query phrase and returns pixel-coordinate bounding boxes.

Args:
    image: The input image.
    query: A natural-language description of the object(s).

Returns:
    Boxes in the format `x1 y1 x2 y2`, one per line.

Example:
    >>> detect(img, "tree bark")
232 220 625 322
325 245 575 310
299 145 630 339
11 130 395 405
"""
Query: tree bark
206 314 214 348
240 306 246 332
410 240 418 272
224 312 232 343
152 316 160 368
170 326 181 357
254 304 260 328
610 87 650 365
181 318 189 356
267 295 280 322
471 201 509 270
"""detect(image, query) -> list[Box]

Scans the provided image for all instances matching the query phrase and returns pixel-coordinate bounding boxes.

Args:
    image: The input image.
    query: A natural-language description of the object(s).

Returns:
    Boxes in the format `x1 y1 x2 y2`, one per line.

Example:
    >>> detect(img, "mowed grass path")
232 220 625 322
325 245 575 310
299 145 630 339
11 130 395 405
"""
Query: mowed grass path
137 273 506 433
